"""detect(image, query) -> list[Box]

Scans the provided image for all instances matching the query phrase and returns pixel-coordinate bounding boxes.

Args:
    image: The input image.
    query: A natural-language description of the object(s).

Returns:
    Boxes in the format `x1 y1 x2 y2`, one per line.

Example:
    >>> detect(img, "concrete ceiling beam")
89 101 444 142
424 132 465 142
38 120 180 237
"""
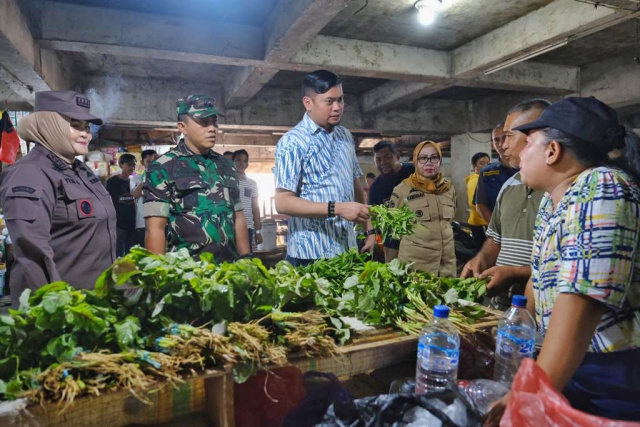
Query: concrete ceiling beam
580 54 640 110
467 61 580 93
0 0 70 105
41 1 263 61
224 0 351 108
291 35 451 81
452 0 639 78
82 75 224 125
360 61 579 114
361 81 452 114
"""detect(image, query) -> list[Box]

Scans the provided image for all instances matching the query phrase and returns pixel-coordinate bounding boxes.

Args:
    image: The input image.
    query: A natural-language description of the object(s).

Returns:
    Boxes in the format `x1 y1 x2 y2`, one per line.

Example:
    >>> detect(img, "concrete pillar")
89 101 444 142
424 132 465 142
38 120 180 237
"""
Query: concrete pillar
450 133 492 222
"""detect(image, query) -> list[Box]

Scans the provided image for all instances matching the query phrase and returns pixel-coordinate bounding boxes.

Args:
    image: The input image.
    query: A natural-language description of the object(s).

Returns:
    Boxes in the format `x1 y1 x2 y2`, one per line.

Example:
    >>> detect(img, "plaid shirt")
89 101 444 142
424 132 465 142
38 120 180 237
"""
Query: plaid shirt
531 167 640 353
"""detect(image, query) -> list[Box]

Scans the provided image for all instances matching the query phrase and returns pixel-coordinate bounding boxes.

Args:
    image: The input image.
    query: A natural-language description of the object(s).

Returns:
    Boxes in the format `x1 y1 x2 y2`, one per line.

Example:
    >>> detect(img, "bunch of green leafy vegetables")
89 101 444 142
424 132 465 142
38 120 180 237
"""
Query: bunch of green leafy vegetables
369 204 417 242
298 249 490 343
95 247 328 331
0 282 146 400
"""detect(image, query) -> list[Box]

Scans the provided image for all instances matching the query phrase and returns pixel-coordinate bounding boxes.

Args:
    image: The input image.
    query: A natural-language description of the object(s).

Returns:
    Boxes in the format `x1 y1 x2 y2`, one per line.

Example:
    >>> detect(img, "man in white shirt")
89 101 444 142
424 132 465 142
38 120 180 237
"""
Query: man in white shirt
132 149 158 246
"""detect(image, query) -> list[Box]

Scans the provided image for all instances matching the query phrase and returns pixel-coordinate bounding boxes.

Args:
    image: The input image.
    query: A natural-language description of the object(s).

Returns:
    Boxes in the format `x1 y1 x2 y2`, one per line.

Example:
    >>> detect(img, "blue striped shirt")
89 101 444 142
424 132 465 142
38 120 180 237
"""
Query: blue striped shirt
274 113 362 259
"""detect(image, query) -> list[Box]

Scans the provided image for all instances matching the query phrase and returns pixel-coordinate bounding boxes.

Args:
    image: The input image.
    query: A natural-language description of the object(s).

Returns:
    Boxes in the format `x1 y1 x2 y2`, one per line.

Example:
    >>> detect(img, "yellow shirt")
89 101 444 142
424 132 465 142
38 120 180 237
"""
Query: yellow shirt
465 173 487 226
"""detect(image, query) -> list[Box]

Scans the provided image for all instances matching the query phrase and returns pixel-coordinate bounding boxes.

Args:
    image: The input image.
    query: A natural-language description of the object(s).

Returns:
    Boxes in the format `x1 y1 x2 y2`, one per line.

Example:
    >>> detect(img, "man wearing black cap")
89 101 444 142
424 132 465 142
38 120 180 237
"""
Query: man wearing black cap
0 90 117 307
143 95 250 261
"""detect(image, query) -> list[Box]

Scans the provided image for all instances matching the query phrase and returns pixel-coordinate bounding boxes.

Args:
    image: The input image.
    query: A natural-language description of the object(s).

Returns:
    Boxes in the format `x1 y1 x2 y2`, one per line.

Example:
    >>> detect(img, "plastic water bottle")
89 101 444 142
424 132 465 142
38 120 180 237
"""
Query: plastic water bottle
493 295 536 385
458 379 509 415
415 305 460 394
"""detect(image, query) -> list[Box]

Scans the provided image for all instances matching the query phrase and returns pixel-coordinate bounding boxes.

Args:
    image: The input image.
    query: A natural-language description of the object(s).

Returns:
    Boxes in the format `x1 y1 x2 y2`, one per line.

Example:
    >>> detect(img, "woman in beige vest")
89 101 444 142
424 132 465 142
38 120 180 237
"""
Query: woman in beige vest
389 141 456 276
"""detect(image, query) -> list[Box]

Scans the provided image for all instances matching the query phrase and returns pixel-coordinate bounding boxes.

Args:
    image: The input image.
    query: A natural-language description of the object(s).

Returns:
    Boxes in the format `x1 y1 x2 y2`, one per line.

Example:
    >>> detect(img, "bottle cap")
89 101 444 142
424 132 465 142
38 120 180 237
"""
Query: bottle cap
512 295 527 308
433 305 450 318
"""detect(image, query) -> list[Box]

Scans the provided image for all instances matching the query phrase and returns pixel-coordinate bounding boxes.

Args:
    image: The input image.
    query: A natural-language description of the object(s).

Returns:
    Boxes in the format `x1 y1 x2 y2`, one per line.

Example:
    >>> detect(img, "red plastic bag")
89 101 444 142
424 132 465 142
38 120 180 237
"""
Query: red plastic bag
502 359 640 427
234 366 306 427
0 112 20 164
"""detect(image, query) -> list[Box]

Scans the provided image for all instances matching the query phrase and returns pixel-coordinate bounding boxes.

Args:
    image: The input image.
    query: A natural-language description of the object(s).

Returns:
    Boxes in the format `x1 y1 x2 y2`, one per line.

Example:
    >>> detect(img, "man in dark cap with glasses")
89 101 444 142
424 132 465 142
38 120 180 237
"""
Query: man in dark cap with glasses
143 95 250 261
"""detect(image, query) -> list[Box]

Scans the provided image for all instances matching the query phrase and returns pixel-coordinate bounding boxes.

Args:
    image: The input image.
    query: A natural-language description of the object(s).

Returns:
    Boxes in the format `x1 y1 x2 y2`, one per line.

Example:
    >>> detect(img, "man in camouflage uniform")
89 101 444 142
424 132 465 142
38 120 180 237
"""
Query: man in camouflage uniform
143 95 250 261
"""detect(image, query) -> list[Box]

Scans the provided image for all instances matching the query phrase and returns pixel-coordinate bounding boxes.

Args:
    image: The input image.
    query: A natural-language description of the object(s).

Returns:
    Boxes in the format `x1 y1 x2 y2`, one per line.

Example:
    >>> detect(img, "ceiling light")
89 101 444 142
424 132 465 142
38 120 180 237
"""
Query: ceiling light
483 39 569 75
415 0 442 26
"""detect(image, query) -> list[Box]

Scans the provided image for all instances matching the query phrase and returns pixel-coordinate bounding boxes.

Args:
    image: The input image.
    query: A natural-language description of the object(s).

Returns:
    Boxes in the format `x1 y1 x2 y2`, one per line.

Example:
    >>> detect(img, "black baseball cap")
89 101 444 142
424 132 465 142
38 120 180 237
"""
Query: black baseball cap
512 97 621 144
35 90 103 125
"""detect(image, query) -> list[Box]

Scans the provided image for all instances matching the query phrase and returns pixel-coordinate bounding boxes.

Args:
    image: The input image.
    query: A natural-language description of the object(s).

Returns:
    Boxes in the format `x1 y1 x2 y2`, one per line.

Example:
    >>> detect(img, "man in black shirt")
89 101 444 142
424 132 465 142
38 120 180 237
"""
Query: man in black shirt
368 140 415 260
106 153 137 256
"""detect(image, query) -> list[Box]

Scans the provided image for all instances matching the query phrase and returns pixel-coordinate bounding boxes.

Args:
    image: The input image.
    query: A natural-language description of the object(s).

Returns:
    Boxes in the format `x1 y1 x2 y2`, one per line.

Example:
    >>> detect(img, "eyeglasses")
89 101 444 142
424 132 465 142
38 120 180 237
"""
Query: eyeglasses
417 155 441 165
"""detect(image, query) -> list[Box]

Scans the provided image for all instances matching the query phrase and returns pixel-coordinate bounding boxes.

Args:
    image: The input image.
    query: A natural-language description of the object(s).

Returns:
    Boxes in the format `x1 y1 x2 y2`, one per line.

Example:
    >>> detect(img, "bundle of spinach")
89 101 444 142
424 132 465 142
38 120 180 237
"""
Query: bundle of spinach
369 204 417 242
298 249 494 340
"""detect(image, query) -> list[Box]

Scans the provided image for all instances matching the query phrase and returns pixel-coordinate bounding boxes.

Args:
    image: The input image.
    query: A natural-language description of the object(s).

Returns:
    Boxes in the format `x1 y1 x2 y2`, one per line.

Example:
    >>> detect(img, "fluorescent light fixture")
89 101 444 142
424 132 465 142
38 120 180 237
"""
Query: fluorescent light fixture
415 0 441 26
483 39 568 75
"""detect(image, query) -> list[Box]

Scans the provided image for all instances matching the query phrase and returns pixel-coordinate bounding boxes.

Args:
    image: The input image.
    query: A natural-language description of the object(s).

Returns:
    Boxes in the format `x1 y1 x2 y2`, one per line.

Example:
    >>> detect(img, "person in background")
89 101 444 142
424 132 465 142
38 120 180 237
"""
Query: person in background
274 70 374 266
144 95 250 261
233 149 263 250
368 140 415 261
465 152 490 246
486 97 640 422
106 154 137 257
364 172 376 204
365 172 376 188
131 149 157 246
389 141 456 276
474 123 518 223
461 99 550 311
223 151 233 160
0 90 116 307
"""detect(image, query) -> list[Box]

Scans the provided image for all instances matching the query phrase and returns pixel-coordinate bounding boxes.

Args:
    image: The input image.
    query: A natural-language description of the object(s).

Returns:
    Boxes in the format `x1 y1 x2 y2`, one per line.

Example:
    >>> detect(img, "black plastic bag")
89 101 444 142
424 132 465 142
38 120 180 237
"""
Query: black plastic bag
283 371 357 427
317 387 483 427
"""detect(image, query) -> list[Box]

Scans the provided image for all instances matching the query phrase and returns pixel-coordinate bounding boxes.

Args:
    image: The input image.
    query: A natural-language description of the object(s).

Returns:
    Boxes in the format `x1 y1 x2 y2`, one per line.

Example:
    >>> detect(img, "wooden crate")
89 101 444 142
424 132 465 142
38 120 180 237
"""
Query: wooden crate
6 330 418 427
3 370 232 427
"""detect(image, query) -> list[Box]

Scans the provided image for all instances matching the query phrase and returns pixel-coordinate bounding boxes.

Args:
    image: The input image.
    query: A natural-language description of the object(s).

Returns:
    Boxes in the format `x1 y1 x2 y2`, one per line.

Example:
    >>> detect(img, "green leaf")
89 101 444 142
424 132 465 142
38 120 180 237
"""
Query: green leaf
4 376 25 400
344 275 359 289
329 317 342 329
151 298 165 318
366 310 382 325
18 289 31 311
0 315 15 326
41 290 73 314
44 334 78 362
114 317 141 350
199 252 215 264
233 361 257 383
443 288 459 305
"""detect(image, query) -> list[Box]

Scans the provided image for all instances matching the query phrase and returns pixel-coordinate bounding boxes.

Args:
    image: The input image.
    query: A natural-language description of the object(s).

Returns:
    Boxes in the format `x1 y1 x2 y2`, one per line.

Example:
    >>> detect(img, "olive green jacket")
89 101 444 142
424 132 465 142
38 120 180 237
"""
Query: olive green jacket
390 182 456 276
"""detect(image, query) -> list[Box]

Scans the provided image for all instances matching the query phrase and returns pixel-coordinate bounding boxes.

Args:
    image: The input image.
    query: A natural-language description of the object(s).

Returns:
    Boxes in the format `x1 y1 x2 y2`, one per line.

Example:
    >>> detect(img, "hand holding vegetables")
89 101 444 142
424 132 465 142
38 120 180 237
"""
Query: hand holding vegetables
369 204 417 242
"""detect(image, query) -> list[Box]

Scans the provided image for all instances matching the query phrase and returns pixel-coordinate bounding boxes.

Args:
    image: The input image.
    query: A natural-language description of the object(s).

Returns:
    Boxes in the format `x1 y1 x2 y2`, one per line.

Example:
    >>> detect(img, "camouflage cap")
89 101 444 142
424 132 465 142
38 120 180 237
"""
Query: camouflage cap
176 95 223 119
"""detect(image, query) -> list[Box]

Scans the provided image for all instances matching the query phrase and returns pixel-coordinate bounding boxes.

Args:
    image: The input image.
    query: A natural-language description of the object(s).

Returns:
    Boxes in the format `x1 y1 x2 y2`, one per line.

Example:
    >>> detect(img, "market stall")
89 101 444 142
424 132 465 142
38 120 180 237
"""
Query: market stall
0 248 500 426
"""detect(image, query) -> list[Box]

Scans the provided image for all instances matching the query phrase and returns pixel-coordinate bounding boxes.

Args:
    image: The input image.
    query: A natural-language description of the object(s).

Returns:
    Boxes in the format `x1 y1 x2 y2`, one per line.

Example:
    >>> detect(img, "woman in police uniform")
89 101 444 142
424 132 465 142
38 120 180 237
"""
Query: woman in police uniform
0 91 116 307
389 141 456 276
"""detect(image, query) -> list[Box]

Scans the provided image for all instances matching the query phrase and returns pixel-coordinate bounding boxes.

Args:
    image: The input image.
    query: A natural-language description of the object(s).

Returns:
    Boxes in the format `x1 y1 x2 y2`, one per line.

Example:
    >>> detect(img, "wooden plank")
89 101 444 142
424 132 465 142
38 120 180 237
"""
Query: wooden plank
204 371 235 427
289 334 417 378
15 379 206 427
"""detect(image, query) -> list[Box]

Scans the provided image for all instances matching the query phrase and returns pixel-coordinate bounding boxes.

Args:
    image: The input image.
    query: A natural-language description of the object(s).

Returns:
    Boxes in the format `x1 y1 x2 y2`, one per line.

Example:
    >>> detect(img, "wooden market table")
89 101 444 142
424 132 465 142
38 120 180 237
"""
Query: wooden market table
7 329 417 427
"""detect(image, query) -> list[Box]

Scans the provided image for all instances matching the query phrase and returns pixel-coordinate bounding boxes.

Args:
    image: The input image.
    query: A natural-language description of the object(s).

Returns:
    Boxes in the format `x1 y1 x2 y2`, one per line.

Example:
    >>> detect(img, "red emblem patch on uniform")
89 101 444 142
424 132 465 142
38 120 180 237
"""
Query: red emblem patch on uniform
79 199 94 217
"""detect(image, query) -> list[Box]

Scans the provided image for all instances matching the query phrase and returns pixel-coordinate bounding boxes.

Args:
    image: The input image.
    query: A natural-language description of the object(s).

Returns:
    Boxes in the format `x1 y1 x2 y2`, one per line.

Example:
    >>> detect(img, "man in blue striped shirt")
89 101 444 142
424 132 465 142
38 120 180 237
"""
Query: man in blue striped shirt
274 70 375 266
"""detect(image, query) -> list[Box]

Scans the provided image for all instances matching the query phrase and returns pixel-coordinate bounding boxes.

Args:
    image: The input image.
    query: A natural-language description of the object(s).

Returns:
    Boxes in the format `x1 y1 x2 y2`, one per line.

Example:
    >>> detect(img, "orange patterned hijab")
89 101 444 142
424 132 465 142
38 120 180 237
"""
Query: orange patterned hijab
403 141 451 194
